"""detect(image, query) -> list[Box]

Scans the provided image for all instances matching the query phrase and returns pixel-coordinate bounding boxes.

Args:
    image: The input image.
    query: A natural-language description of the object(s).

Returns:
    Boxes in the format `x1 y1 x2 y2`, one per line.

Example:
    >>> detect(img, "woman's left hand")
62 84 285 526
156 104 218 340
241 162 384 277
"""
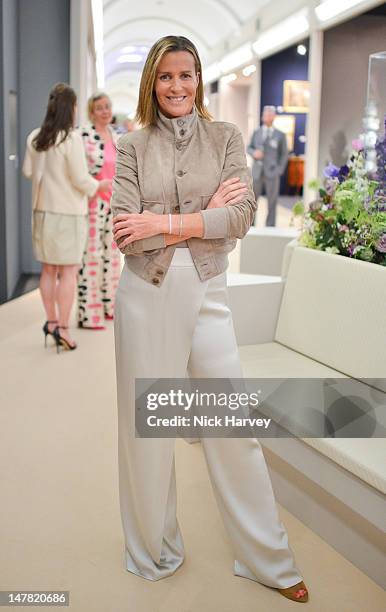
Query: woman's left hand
113 211 165 248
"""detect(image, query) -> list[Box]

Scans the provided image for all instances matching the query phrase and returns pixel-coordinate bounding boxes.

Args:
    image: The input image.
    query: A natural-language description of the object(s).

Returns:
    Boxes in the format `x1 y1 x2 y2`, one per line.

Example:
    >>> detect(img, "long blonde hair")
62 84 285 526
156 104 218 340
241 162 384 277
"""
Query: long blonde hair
135 35 212 127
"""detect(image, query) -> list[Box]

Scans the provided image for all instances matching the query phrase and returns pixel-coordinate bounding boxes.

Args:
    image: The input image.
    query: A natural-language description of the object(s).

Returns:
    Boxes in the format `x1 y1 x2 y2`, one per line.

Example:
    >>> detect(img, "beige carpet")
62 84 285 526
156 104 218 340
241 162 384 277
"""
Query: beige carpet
0 290 385 612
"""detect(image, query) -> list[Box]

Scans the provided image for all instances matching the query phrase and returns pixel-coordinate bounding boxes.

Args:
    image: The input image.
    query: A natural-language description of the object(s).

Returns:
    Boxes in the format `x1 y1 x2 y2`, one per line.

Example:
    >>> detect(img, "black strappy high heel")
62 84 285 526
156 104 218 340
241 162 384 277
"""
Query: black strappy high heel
53 326 77 353
43 320 58 347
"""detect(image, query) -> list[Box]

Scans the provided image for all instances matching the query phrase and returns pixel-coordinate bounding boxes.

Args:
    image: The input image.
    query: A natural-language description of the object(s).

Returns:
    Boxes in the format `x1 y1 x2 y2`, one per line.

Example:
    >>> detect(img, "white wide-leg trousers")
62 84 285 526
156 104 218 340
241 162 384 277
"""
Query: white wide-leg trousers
114 248 303 588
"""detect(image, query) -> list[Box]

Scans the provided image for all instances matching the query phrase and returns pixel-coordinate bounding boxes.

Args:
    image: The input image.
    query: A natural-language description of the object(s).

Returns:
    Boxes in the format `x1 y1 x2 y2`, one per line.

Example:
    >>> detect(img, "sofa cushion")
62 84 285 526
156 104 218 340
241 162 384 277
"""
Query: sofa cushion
303 438 386 495
240 227 298 276
227 274 284 345
239 342 345 378
239 342 386 494
275 247 386 380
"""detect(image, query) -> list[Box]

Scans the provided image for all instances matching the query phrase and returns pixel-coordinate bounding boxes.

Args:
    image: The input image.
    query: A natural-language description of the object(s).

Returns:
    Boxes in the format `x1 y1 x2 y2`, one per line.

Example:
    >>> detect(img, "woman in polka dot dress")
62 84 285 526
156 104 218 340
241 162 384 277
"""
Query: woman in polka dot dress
77 92 121 329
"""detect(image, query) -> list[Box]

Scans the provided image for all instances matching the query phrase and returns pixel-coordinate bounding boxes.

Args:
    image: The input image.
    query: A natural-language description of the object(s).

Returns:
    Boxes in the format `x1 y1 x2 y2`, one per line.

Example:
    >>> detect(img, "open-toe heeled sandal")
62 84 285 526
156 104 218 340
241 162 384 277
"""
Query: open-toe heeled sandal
53 326 77 353
278 581 309 603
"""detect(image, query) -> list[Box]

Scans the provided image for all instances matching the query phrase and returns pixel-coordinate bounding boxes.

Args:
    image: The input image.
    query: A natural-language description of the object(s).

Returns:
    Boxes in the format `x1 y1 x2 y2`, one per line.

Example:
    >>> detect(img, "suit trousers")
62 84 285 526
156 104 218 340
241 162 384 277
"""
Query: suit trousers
114 248 303 587
253 174 280 227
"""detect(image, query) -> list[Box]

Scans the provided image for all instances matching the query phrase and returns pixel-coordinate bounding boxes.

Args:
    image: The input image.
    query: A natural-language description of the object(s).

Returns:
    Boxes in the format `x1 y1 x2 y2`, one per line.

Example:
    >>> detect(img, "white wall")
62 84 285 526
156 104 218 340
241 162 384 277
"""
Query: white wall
217 66 260 148
319 13 386 175
70 0 97 126
219 83 250 141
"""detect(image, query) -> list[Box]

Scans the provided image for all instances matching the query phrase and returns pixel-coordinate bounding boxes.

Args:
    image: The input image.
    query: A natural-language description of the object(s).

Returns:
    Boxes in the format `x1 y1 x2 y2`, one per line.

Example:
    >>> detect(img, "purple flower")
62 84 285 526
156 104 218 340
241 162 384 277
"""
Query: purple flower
338 165 350 183
347 244 355 257
325 177 339 196
323 163 340 179
376 233 386 253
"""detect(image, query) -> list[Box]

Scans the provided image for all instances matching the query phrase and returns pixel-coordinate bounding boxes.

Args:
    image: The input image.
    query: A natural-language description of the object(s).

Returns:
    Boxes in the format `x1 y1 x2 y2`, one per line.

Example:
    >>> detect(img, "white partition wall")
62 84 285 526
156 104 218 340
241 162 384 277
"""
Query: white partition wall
304 28 323 205
218 63 260 146
70 0 98 126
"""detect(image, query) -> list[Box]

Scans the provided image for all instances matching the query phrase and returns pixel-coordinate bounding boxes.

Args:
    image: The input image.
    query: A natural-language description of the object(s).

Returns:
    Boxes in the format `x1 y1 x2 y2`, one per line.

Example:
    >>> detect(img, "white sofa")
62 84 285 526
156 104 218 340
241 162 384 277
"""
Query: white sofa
239 227 299 276
227 273 284 345
234 244 386 588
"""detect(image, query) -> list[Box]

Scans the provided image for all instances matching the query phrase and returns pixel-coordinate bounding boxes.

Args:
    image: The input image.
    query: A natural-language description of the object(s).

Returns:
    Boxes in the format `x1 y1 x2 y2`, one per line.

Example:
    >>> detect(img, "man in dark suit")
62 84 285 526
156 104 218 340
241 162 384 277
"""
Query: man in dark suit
247 105 288 227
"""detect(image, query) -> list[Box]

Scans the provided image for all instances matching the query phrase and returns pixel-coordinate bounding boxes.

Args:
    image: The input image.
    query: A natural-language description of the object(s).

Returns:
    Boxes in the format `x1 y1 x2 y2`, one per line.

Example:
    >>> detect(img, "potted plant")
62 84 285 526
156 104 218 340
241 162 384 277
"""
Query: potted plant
292 123 386 267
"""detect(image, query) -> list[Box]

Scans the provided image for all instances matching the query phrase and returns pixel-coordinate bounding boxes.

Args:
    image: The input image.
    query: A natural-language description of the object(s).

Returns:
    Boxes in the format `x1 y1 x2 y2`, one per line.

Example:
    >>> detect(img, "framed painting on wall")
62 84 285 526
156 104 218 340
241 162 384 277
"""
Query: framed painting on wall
273 114 296 152
283 80 310 113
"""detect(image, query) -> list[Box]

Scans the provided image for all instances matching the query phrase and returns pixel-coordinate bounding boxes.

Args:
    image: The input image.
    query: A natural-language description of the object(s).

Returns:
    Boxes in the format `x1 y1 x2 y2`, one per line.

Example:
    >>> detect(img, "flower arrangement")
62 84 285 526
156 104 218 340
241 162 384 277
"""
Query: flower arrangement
292 122 386 266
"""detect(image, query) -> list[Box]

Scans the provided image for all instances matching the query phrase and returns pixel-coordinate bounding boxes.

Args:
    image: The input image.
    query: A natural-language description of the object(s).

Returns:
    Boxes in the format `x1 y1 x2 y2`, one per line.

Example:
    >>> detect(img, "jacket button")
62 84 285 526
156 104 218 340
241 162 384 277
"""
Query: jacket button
177 170 184 177
177 119 185 126
156 269 164 275
152 277 160 285
176 143 182 150
179 129 186 136
174 205 180 212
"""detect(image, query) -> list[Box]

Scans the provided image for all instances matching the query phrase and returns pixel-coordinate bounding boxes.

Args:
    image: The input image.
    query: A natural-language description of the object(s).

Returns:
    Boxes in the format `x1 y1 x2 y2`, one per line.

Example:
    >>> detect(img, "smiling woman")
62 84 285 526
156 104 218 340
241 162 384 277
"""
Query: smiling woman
135 34 211 127
110 35 309 603
155 51 200 118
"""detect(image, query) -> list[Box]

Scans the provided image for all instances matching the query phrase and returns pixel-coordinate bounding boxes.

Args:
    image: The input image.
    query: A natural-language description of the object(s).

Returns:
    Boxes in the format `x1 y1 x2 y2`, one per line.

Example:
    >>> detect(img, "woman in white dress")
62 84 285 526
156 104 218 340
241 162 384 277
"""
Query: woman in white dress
23 83 111 350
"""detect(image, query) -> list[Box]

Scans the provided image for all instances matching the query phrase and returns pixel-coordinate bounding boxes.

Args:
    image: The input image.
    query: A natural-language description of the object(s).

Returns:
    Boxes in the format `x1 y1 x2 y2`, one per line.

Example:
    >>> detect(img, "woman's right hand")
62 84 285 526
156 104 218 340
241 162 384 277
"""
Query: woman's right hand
207 177 248 209
97 178 112 193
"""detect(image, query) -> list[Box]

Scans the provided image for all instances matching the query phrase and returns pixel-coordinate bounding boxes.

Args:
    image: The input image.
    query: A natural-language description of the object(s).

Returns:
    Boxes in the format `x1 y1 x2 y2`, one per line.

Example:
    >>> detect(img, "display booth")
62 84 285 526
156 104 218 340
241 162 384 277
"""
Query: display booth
260 40 309 196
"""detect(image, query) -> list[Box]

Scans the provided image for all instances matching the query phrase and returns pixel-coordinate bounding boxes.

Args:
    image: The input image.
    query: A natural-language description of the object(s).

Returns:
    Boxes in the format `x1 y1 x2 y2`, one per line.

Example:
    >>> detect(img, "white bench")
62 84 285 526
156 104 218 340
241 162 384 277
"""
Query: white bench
239 227 299 276
236 244 386 588
226 273 283 345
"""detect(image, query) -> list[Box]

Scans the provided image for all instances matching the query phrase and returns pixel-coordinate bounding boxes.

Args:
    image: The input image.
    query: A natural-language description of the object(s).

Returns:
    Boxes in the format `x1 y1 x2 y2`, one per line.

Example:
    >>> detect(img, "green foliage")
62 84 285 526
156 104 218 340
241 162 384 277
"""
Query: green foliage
308 178 320 190
292 201 305 216
295 151 386 266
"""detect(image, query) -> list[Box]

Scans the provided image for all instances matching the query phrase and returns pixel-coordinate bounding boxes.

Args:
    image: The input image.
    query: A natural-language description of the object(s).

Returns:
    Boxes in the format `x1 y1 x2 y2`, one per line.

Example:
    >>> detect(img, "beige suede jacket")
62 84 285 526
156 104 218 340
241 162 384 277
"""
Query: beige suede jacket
110 107 256 287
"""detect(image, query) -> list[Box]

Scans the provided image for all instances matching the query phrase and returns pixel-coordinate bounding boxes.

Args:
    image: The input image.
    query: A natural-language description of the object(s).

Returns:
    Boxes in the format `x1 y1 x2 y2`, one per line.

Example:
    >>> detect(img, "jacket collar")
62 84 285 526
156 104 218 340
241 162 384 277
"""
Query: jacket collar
156 106 198 142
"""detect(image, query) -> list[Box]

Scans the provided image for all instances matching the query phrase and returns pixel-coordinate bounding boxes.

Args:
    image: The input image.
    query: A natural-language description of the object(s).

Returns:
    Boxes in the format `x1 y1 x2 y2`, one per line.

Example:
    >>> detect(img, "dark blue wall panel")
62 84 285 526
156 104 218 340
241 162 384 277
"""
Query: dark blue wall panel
261 41 309 156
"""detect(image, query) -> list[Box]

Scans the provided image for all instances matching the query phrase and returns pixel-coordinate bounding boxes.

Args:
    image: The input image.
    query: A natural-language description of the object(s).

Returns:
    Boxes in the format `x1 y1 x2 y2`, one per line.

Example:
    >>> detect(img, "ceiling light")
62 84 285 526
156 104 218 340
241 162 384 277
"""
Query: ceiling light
297 44 307 55
242 64 257 77
221 73 237 85
203 63 221 84
315 0 365 22
121 45 149 55
117 54 143 63
219 43 253 74
252 11 309 58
